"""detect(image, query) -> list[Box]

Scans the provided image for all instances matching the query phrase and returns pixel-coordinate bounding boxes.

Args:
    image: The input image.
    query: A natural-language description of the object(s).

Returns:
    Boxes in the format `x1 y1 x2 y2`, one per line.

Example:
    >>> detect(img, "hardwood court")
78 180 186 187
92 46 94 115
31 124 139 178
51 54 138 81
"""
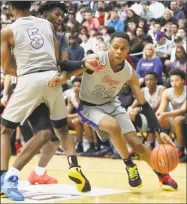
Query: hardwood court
1 155 186 203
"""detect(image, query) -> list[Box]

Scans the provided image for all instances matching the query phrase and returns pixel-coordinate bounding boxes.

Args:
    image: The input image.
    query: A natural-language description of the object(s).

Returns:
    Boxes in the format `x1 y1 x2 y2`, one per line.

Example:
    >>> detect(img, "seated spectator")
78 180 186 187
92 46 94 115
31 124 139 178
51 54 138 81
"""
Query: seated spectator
171 22 179 41
119 2 129 21
68 34 85 60
136 43 163 85
177 18 187 30
80 33 92 54
126 20 137 34
139 1 153 21
107 9 125 32
125 8 140 26
156 69 186 162
177 28 186 44
170 0 185 21
98 41 108 52
100 26 111 44
160 9 176 27
66 77 95 154
96 7 106 26
128 71 165 150
136 27 145 41
83 10 100 32
147 23 161 43
138 18 149 33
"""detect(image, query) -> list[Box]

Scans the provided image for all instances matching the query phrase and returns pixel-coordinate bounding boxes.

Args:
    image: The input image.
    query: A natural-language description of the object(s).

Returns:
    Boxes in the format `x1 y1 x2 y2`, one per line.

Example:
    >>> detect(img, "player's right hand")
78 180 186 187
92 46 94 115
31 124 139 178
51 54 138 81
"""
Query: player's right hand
85 58 106 72
48 71 68 87
1 95 8 107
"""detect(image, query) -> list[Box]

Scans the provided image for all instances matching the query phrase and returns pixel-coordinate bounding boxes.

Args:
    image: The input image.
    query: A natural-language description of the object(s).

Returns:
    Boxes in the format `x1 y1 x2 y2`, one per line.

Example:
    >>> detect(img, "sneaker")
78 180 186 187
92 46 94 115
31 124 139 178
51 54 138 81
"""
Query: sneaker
56 147 64 155
76 142 84 153
158 174 178 191
92 146 113 157
80 147 95 157
111 152 121 159
68 167 91 193
1 173 24 201
28 170 58 184
126 164 142 189
0 173 8 198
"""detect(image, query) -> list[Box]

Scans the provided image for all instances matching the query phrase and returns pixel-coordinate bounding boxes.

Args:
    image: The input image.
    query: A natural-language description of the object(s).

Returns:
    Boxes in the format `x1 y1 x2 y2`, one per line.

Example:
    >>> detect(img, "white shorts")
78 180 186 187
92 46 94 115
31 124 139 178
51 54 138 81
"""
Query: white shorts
2 71 67 124
77 99 136 135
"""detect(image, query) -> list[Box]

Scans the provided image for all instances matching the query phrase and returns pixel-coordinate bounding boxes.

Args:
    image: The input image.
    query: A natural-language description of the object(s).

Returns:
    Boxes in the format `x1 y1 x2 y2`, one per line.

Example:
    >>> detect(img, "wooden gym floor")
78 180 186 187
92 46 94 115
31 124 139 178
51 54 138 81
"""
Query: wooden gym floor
1 155 186 203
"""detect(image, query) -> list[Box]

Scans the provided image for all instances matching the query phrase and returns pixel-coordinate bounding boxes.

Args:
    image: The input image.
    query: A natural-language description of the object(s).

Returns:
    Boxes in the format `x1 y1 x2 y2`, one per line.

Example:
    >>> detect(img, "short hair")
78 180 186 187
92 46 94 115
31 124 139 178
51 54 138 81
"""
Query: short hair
169 69 186 80
86 49 94 55
72 77 81 84
9 1 32 10
110 32 130 43
38 1 68 15
144 71 158 80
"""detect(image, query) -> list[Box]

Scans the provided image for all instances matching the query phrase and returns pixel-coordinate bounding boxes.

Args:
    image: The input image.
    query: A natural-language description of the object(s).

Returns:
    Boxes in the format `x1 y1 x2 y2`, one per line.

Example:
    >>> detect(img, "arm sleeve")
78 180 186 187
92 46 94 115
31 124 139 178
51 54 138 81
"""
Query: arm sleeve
136 59 142 78
153 58 163 83
59 60 85 72
60 36 69 53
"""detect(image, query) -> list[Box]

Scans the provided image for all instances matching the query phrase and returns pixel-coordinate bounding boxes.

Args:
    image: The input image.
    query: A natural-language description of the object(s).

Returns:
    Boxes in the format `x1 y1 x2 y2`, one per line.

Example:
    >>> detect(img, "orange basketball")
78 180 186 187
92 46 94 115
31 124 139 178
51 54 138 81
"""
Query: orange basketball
150 144 179 174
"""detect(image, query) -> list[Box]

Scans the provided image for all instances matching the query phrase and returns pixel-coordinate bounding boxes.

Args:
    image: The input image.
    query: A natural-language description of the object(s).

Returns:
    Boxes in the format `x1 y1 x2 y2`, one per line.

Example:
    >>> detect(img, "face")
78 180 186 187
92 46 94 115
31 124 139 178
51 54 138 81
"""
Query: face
72 81 81 93
170 75 184 89
170 1 177 11
127 10 134 18
136 28 144 37
145 46 154 56
164 11 171 20
99 43 108 51
177 29 186 38
109 37 129 63
85 12 92 21
178 20 185 28
171 24 178 33
82 34 88 42
145 74 157 89
128 22 137 31
176 47 184 59
139 21 145 28
154 24 161 32
110 11 118 20
69 38 76 45
46 7 63 31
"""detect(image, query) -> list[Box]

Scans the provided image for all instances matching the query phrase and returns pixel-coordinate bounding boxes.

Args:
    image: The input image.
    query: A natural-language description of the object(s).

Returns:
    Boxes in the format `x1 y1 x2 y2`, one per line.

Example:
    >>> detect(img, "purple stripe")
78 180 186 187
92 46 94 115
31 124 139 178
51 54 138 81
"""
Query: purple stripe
77 104 98 129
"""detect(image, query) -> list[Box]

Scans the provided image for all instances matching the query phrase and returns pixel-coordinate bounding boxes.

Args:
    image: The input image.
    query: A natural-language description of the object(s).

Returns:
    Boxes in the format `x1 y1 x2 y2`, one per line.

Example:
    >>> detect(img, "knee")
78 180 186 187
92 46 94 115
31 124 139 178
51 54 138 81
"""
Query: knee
107 119 121 135
173 116 184 126
38 129 53 143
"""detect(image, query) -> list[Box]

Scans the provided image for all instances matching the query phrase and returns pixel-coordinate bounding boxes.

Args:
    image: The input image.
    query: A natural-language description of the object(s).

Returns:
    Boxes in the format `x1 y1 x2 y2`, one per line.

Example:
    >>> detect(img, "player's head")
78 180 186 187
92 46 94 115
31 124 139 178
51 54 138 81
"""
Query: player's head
72 77 81 93
169 69 185 89
9 1 32 17
144 71 158 89
109 32 130 64
38 1 67 31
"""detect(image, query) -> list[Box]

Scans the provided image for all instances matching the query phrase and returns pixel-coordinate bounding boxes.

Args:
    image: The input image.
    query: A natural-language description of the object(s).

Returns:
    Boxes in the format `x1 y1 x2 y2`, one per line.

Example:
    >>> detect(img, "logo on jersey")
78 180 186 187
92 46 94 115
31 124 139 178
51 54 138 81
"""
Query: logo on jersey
27 28 44 49
102 75 120 86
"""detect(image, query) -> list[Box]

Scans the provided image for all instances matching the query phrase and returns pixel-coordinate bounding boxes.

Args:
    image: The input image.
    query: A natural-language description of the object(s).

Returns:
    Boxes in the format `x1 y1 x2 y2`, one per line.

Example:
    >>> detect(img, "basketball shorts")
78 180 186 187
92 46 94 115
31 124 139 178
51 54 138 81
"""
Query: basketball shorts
77 99 136 135
2 71 67 129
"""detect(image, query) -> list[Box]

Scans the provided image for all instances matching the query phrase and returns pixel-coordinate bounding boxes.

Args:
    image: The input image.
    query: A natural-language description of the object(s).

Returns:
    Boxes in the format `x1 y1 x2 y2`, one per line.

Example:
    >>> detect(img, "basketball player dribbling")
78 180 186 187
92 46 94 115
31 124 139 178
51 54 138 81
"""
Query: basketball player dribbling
0 1 105 201
49 32 178 191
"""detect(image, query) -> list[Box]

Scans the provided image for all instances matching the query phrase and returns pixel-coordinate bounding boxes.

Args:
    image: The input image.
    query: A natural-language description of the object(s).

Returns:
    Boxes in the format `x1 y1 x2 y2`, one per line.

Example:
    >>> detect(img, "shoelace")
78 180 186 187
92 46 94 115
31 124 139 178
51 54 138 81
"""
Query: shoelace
128 166 139 180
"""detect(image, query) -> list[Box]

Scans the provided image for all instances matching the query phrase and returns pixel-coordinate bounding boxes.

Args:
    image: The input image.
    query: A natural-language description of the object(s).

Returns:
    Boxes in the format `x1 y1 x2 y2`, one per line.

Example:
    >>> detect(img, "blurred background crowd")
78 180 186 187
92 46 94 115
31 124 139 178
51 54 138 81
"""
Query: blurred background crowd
0 1 186 162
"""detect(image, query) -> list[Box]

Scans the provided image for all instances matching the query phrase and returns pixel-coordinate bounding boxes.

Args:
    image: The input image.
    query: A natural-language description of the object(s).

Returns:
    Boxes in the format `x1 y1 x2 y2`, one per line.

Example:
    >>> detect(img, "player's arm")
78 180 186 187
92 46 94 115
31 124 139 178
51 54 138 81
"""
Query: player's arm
1 74 11 106
67 96 79 119
156 89 169 114
1 27 17 77
164 100 186 117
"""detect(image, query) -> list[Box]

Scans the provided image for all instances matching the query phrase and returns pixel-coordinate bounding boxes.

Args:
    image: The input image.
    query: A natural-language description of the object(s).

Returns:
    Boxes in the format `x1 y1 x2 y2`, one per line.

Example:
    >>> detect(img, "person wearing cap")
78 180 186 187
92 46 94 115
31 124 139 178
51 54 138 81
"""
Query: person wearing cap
154 32 174 61
139 1 153 20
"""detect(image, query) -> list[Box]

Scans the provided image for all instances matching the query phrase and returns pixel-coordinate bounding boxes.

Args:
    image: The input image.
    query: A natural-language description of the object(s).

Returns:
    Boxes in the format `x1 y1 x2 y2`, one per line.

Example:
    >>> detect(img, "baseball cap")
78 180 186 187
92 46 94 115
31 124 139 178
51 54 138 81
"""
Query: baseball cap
155 32 164 41
174 36 182 42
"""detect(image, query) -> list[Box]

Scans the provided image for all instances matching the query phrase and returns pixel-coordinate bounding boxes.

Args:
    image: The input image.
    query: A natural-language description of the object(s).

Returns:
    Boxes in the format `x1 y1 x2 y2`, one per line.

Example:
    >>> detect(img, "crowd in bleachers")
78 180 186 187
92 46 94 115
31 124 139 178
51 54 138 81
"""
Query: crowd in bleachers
0 1 186 162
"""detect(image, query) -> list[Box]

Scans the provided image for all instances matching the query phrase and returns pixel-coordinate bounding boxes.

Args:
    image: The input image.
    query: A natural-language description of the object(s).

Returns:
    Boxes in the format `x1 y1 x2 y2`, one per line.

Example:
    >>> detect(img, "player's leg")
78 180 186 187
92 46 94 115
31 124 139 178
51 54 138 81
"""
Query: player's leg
78 104 142 189
45 85 91 193
173 116 186 162
115 108 178 191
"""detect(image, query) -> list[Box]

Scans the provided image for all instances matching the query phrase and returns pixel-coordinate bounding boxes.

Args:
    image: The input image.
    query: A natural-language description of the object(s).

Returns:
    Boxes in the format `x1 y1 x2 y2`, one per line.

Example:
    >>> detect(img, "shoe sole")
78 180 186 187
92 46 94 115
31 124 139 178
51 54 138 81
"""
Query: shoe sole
161 185 177 191
68 168 91 193
0 193 8 198
130 183 143 189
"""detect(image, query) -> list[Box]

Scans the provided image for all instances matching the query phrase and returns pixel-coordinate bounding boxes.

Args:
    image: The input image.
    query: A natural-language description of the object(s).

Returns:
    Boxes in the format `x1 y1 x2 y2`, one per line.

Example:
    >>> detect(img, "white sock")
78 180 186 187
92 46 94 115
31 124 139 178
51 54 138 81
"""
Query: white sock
34 166 46 176
4 167 20 180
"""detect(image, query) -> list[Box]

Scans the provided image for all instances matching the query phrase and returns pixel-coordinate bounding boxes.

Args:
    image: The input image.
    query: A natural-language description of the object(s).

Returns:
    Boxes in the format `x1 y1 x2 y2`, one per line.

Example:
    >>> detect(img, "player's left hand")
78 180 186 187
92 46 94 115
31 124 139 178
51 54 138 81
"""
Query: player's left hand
158 132 176 148
158 112 167 123
48 71 68 87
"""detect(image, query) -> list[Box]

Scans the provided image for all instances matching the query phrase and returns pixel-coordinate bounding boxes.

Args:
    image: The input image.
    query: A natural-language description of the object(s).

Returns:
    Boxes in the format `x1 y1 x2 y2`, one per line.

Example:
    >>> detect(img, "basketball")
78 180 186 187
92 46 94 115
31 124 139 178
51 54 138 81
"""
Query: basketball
150 144 179 174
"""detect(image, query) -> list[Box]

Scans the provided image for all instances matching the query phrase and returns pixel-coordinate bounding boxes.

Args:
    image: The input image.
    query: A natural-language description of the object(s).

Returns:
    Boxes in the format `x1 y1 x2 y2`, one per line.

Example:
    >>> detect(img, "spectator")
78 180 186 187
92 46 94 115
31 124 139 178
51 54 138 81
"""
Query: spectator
171 23 179 41
100 26 111 44
139 1 153 21
160 9 176 27
125 8 140 26
107 9 125 32
119 3 129 21
80 33 92 54
156 69 186 162
177 28 186 44
136 27 145 41
96 7 106 26
126 20 137 34
83 10 100 32
170 0 185 21
136 43 163 85
147 23 161 43
68 34 84 60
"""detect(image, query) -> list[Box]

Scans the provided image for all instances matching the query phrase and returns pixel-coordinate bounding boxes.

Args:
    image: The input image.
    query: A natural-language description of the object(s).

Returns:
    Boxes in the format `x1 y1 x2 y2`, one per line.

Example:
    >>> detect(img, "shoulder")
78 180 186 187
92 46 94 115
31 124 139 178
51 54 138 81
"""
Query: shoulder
1 25 12 39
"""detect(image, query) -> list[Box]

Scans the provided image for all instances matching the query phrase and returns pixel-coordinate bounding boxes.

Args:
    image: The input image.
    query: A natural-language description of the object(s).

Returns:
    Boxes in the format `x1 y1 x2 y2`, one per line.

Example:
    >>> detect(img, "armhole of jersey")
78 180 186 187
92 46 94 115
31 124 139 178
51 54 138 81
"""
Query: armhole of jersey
86 70 94 75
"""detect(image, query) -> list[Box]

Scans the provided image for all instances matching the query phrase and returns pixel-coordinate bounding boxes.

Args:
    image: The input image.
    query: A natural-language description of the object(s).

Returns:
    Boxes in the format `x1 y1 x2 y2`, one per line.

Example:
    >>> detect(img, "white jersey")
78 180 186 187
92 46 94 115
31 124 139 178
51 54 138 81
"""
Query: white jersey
143 85 164 108
168 86 186 110
80 51 133 105
10 16 57 76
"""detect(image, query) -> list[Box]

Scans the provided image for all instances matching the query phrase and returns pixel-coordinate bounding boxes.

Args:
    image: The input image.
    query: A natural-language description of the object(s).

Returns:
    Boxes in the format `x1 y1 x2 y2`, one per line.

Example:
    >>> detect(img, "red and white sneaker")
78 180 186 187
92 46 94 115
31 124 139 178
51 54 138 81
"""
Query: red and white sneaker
158 174 178 191
28 170 58 184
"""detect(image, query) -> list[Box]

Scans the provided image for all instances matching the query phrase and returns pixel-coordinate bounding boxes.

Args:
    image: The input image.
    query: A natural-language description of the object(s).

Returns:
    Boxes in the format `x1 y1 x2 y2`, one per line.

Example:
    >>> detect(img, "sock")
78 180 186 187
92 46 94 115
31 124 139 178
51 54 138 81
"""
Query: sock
67 155 79 168
34 165 46 176
123 155 134 167
0 170 7 177
154 170 165 177
4 167 20 180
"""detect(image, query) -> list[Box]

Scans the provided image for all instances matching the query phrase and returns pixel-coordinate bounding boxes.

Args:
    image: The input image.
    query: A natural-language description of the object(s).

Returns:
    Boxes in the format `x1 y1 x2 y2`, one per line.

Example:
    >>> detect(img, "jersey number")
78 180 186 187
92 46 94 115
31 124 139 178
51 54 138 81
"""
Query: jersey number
27 28 44 49
92 85 116 97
